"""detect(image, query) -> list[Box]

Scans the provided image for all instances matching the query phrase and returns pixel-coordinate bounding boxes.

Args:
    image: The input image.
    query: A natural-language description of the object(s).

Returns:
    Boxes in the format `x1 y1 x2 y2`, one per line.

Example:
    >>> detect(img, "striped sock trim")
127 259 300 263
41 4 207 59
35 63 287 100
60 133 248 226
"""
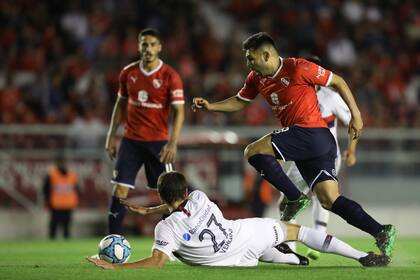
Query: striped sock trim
322 234 333 251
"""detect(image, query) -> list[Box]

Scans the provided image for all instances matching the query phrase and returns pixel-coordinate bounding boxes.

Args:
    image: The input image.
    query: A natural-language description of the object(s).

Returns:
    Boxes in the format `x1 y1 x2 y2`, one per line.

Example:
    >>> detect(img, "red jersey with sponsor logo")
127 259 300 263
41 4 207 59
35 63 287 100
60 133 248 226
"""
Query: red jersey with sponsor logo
118 60 184 141
237 58 333 128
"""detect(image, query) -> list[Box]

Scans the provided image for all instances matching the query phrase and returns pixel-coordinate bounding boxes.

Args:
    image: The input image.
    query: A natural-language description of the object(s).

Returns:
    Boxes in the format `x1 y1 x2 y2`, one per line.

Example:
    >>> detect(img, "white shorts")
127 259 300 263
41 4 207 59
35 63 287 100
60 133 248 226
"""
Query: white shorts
235 218 286 267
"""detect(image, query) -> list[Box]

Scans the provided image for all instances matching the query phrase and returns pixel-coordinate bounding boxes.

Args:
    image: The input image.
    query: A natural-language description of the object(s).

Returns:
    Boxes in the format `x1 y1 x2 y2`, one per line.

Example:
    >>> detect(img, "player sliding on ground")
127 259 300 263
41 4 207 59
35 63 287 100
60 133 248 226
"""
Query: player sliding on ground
86 171 390 269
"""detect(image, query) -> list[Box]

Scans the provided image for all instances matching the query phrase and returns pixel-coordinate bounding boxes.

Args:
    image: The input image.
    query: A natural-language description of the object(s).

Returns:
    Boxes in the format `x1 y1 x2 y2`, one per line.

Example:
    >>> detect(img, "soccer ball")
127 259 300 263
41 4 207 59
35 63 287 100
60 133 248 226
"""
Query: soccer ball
98 234 131 263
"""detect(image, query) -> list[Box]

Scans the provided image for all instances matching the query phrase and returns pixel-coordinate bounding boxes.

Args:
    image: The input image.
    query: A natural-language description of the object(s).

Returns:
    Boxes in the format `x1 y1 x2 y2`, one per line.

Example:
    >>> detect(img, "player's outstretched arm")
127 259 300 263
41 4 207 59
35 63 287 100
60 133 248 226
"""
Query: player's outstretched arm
160 104 184 164
192 96 248 113
343 136 358 167
329 74 363 140
105 96 127 160
86 249 169 269
120 199 170 215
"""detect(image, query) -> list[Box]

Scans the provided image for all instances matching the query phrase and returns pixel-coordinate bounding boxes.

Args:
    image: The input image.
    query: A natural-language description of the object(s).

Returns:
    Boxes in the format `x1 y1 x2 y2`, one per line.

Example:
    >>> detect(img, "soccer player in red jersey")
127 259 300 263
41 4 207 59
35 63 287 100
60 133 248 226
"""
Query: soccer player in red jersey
105 28 185 234
193 32 395 256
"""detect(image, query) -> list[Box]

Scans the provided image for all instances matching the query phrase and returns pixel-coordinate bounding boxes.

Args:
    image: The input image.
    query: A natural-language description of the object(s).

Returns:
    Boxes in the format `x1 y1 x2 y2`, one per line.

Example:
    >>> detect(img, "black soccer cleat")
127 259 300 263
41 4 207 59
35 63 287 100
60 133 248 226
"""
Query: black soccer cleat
358 252 391 267
375 224 396 256
275 242 309 266
279 194 310 222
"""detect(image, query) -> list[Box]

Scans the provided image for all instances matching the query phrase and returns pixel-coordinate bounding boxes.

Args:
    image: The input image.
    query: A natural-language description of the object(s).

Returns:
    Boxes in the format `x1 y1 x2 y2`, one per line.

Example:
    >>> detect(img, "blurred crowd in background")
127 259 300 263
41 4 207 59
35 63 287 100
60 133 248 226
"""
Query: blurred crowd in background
1 0 419 128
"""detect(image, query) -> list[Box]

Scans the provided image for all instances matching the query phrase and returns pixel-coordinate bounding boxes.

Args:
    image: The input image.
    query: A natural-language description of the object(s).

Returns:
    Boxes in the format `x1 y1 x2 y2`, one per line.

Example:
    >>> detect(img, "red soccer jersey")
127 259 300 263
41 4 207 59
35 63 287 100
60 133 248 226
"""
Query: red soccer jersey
118 60 184 141
237 57 333 128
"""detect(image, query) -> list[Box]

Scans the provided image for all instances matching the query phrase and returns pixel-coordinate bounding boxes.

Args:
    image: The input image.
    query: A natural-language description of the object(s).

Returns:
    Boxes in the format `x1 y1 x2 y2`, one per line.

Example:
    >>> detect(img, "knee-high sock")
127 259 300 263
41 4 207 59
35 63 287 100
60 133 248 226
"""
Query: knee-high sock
108 196 126 234
331 196 382 236
248 154 301 200
298 226 367 260
312 196 329 232
260 247 300 264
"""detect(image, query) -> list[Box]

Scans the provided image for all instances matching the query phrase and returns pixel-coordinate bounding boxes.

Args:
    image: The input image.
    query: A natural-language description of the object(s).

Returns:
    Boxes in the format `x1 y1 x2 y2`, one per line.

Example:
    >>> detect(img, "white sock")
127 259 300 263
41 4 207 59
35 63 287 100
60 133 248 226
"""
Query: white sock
312 196 329 232
298 226 367 260
260 247 300 264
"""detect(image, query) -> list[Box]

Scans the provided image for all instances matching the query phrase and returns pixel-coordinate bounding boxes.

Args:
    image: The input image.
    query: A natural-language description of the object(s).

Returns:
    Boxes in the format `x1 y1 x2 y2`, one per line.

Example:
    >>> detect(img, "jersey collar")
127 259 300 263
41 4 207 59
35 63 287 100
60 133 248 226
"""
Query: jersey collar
269 57 283 79
139 59 163 76
166 199 190 218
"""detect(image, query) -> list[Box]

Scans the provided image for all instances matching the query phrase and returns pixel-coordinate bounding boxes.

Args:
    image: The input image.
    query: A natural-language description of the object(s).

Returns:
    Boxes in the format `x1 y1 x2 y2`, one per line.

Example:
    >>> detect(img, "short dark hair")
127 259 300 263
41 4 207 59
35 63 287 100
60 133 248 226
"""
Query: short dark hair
242 32 276 50
157 171 188 204
138 28 161 41
304 55 321 65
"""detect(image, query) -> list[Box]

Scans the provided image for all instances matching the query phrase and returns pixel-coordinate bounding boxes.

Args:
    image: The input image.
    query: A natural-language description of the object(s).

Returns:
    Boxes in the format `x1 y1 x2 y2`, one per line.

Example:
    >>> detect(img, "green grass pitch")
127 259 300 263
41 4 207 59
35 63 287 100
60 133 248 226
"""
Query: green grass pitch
1 237 419 280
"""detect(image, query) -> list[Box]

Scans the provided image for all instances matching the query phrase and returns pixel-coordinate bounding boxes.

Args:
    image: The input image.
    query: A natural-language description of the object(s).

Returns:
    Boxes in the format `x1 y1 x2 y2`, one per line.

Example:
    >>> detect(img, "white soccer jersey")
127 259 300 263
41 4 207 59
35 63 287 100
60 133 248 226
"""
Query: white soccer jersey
285 87 351 187
152 190 284 266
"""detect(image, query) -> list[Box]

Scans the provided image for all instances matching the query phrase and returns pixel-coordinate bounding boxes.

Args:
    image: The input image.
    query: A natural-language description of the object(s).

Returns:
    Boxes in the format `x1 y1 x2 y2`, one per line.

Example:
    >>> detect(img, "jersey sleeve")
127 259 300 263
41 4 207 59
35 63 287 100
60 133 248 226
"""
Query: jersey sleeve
168 70 185 105
237 72 258 102
297 59 334 87
117 68 128 99
330 90 352 126
152 221 180 260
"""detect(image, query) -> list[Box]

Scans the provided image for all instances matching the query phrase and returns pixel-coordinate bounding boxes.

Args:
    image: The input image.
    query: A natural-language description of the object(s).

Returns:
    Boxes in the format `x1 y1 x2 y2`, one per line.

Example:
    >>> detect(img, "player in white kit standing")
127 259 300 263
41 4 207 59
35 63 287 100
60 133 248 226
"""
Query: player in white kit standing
87 172 389 269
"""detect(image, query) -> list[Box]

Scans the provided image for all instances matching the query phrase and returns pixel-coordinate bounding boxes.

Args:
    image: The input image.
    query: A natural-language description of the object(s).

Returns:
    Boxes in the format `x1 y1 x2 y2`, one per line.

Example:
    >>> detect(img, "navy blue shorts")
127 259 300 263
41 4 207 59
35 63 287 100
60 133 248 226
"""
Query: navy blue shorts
271 126 338 189
111 137 168 189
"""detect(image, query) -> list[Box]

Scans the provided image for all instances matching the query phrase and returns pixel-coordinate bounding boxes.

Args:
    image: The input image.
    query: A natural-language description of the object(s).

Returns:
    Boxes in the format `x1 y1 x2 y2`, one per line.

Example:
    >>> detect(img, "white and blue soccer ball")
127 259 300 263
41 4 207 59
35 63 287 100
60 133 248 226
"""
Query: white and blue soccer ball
98 234 131 263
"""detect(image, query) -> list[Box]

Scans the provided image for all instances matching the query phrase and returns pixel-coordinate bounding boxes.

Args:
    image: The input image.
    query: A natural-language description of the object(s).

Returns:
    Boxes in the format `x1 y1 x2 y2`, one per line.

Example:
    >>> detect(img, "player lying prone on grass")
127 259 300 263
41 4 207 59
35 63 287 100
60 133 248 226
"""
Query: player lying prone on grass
86 171 390 269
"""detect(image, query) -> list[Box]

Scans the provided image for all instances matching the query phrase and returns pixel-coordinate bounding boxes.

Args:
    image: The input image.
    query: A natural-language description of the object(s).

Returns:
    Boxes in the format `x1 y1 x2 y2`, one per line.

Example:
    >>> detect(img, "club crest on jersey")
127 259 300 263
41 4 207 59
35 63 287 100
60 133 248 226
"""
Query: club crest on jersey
280 77 290 87
153 79 162 88
182 233 191 241
270 92 280 105
138 90 148 102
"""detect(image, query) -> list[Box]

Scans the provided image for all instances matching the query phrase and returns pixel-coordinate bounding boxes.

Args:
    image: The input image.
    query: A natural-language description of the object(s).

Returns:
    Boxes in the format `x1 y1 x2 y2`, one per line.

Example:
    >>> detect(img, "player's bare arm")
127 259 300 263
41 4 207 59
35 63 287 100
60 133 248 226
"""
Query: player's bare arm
120 199 170 215
86 249 169 269
105 96 127 160
160 104 184 164
343 136 358 167
192 96 248 112
329 74 363 140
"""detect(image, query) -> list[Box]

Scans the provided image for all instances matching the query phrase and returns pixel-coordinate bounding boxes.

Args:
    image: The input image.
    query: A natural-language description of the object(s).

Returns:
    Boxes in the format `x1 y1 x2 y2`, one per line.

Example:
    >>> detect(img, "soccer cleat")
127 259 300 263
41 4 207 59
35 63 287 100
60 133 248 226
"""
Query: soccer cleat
279 194 311 222
306 248 321 260
358 252 391 267
275 243 309 266
375 224 396 256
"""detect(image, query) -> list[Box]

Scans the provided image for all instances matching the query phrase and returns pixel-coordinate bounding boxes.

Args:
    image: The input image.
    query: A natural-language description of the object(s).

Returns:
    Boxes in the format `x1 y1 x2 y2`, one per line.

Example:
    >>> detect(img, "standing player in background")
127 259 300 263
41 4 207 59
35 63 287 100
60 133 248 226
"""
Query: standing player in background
105 28 185 234
192 32 396 256
281 56 357 259
87 171 390 269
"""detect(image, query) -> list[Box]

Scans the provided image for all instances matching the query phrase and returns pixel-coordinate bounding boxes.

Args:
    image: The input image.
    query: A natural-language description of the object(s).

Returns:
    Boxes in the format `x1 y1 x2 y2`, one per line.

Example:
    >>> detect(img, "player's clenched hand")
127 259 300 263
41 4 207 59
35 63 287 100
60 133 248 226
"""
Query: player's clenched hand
192 97 210 112
86 256 115 269
105 134 117 160
159 142 177 164
348 115 363 140
120 199 149 215
343 149 357 167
